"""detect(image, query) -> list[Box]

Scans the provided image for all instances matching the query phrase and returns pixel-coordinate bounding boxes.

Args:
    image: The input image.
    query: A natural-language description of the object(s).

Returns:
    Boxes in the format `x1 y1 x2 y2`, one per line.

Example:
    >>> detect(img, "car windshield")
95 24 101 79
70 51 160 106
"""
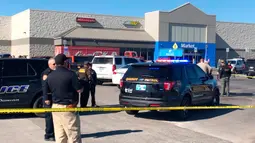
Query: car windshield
92 57 113 64
228 60 236 64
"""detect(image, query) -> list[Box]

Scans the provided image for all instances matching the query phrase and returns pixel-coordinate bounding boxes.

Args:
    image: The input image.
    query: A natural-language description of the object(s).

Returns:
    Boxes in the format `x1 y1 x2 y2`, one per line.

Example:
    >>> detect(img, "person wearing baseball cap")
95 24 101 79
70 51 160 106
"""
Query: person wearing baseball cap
43 53 83 143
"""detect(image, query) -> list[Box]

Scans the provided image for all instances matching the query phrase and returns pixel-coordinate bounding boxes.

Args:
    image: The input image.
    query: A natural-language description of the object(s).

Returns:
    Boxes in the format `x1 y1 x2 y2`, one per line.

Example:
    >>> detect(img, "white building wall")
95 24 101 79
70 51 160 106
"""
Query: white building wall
11 9 30 57
0 16 11 54
144 11 159 41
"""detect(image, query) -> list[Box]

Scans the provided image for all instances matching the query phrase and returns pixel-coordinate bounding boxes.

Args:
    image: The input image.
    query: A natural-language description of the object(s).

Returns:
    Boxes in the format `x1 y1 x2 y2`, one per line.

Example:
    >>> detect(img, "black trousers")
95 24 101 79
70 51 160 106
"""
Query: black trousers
44 104 54 139
89 84 96 106
80 81 90 107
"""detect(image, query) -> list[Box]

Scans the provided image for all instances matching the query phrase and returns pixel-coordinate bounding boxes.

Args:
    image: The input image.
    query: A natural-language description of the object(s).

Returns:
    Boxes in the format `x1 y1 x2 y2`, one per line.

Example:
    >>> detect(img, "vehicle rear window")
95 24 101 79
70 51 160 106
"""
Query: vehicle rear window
228 61 236 64
74 56 93 64
93 57 113 64
124 66 169 79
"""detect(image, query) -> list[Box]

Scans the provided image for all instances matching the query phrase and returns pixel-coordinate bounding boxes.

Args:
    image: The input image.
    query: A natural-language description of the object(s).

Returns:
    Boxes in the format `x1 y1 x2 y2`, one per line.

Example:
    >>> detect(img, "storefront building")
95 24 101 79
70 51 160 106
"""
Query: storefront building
0 2 255 67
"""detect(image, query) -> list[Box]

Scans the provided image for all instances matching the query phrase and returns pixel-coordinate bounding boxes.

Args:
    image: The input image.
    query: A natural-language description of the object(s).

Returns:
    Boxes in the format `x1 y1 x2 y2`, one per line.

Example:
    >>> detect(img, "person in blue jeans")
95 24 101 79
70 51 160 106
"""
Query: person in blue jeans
42 58 56 141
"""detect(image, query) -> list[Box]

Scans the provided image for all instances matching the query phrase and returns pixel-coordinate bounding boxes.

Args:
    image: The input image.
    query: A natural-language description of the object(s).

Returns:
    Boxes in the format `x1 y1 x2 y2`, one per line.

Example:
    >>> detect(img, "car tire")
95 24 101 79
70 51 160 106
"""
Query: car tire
126 110 139 115
210 89 220 106
176 96 191 121
33 96 45 118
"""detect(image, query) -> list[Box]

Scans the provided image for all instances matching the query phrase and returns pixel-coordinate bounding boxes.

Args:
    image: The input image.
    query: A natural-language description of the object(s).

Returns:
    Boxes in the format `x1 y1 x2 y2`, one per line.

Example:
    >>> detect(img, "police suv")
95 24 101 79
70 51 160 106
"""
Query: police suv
0 58 48 117
119 59 220 120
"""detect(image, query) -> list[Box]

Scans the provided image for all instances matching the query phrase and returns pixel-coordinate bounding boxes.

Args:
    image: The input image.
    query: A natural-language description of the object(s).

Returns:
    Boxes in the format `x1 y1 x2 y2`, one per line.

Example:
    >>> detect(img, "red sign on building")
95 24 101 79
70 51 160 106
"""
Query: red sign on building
76 17 96 23
55 46 120 56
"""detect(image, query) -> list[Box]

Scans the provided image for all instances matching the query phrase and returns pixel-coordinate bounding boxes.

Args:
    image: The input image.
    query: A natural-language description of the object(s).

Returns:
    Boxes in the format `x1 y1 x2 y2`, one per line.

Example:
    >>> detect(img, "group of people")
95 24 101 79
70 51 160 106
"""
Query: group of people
41 54 98 143
196 58 232 97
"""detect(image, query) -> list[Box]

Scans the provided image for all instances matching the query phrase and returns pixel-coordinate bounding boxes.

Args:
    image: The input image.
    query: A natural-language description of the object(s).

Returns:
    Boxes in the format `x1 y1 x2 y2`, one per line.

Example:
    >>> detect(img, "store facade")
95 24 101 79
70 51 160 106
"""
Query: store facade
145 3 216 66
1 2 255 67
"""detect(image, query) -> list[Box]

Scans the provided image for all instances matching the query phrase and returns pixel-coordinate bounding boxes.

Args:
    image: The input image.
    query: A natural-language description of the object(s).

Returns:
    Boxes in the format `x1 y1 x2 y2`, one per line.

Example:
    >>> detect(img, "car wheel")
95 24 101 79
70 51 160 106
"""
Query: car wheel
211 90 220 106
126 110 139 115
177 96 191 120
33 96 45 118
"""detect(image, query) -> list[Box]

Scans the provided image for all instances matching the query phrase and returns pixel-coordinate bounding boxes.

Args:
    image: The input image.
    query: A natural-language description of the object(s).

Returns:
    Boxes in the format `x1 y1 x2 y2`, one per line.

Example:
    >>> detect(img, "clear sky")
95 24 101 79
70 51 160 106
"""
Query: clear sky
1 0 255 23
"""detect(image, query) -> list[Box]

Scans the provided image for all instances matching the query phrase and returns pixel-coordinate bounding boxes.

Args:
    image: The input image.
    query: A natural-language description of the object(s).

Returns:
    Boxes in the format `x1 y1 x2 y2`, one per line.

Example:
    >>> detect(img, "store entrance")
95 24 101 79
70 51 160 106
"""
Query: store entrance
183 49 205 63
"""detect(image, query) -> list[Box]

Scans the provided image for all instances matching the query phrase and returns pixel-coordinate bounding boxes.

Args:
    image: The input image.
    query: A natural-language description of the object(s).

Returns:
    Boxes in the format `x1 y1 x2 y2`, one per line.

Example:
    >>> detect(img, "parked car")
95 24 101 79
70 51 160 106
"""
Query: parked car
227 58 246 74
91 56 143 85
244 59 255 79
112 64 132 86
119 61 220 120
0 58 48 117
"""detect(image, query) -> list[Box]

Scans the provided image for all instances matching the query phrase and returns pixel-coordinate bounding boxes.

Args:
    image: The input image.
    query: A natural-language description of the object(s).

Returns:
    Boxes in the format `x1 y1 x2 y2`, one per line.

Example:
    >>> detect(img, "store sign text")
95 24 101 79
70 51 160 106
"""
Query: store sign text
123 21 139 26
181 44 197 48
76 17 96 23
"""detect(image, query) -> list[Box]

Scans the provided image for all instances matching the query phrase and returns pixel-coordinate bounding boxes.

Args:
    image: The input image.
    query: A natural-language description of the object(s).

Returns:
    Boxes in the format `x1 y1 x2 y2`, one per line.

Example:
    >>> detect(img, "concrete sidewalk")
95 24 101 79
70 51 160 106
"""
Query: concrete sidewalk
0 118 45 143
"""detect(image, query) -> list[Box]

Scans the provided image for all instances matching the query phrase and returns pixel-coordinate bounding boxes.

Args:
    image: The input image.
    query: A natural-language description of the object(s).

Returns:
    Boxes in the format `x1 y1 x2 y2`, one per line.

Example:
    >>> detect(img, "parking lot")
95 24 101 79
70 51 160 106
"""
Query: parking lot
0 77 254 143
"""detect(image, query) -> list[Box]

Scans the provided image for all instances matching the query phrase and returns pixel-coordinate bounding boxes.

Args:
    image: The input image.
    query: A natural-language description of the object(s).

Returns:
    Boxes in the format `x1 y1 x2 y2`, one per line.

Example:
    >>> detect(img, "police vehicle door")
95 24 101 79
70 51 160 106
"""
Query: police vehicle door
185 65 208 105
0 60 36 107
193 65 213 102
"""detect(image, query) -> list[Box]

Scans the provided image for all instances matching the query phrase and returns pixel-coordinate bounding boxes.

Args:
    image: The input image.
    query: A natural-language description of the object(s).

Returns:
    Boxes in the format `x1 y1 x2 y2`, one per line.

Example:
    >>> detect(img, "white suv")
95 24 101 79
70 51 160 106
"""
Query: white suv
91 56 143 84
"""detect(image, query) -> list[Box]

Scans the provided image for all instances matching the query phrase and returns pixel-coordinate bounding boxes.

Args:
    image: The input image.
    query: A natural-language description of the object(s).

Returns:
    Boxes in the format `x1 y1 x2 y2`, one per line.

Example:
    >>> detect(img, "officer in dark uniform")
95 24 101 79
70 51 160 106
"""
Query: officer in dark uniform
44 54 83 143
87 62 98 107
218 60 232 96
42 58 56 141
77 62 90 107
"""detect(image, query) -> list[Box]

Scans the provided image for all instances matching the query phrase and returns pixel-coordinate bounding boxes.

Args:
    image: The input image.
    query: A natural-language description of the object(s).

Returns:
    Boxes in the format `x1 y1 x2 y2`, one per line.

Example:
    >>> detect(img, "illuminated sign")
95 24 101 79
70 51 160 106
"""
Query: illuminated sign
76 17 96 23
123 21 139 26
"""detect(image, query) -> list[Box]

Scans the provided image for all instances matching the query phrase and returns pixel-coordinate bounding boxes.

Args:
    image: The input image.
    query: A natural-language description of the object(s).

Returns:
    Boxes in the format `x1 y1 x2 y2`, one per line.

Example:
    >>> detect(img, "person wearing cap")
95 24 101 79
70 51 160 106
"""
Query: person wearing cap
77 61 90 107
218 60 232 96
43 54 83 143
42 58 56 141
86 62 98 107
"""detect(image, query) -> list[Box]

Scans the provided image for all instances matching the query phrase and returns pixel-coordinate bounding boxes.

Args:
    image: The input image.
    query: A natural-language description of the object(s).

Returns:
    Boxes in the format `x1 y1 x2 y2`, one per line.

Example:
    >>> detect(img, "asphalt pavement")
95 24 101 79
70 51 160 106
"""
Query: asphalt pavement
0 77 254 143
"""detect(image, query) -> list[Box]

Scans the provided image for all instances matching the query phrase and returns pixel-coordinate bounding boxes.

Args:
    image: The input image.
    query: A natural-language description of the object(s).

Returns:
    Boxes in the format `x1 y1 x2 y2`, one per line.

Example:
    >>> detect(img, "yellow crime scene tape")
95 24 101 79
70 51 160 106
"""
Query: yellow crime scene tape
1 105 255 114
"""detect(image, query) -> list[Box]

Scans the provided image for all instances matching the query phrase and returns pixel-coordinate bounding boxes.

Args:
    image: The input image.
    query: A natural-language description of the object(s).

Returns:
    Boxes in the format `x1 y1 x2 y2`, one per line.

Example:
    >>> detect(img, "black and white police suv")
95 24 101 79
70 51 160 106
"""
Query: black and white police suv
119 59 220 120
0 58 48 117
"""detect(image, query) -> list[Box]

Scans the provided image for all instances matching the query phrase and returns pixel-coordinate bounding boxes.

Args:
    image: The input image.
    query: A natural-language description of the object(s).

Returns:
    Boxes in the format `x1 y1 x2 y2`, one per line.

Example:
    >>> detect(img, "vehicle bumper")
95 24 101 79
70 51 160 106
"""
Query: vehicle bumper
248 71 255 76
119 94 182 107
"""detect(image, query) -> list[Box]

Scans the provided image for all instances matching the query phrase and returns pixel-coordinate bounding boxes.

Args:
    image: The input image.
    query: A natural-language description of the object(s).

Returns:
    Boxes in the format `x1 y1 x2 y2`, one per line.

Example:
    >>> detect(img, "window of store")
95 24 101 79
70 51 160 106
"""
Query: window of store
170 24 206 43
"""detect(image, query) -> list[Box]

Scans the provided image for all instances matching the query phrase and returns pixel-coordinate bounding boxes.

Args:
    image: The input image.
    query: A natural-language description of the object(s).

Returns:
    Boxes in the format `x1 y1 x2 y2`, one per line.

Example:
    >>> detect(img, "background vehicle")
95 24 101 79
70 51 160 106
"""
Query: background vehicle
112 64 132 86
0 58 48 117
119 61 220 120
68 55 94 71
0 54 11 58
244 59 255 78
227 58 245 74
91 56 143 85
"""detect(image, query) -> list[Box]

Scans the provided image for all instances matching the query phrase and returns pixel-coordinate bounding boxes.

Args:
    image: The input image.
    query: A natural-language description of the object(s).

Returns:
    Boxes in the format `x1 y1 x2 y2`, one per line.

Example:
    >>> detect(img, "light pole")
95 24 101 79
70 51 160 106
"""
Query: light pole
205 44 208 61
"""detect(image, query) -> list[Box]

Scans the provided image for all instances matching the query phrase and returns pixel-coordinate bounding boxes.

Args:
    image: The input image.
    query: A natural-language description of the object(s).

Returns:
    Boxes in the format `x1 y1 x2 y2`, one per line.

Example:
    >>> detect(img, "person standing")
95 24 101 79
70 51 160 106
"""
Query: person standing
87 62 98 107
42 58 56 141
77 62 90 107
44 54 83 143
197 58 212 75
218 60 232 96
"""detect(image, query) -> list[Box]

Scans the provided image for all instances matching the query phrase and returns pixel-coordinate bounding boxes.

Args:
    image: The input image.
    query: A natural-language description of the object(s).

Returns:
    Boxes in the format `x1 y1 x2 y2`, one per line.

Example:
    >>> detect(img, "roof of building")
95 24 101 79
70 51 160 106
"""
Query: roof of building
55 27 155 42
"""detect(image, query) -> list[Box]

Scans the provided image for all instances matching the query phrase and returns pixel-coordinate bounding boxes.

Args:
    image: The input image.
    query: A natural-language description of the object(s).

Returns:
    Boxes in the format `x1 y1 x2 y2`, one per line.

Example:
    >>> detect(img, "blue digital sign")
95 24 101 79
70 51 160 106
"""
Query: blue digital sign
159 48 183 57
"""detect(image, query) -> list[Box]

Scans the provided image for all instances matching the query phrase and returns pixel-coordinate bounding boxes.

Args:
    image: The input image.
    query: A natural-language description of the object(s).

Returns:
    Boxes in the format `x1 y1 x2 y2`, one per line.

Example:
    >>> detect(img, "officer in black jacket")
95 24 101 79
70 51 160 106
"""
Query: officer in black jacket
87 62 98 107
42 58 56 141
44 54 83 143
218 60 232 96
77 62 90 107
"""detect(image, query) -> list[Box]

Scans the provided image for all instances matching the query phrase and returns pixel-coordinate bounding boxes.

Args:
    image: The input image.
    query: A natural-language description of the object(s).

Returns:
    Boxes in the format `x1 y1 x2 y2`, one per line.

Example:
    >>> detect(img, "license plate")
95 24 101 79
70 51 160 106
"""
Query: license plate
136 84 146 91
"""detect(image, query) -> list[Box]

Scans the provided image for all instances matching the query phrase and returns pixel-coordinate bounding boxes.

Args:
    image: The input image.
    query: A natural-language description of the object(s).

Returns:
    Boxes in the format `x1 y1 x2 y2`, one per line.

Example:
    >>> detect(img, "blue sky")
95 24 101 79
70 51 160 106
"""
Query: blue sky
1 0 255 23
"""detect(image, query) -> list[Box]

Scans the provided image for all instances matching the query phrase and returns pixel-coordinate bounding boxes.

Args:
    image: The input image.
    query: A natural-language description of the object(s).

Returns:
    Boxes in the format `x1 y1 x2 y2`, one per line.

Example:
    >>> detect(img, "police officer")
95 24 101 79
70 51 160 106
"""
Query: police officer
87 62 98 107
42 58 56 141
77 62 90 107
44 54 83 143
218 60 232 96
